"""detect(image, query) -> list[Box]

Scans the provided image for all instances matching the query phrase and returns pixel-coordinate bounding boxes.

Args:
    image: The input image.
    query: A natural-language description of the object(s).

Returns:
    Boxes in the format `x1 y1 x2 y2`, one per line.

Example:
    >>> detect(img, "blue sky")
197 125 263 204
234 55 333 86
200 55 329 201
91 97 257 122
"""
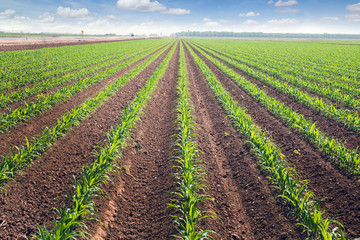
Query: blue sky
0 0 359 35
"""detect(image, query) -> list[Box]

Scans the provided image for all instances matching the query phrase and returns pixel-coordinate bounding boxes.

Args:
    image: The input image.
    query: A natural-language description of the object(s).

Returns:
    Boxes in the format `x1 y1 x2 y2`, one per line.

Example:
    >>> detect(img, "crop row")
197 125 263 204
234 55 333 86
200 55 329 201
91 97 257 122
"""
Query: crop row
168 42 215 239
0 40 167 90
191 42 360 133
185 42 347 240
0 43 163 108
199 43 360 109
33 40 178 240
230 48 360 96
196 40 359 84
0 42 172 187
0 42 169 134
188 43 360 176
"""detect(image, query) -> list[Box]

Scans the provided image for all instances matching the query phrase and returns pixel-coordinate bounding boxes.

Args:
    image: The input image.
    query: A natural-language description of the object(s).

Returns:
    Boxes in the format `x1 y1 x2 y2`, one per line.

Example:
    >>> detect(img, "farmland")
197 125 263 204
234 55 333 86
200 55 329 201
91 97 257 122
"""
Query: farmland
0 38 359 239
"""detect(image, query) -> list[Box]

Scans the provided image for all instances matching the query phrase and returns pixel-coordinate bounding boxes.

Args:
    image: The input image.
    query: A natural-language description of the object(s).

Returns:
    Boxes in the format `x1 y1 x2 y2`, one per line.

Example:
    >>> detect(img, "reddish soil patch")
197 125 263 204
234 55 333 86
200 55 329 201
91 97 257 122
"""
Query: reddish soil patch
189 44 360 238
184 44 305 240
0 44 173 239
88 44 180 239
0 37 147 51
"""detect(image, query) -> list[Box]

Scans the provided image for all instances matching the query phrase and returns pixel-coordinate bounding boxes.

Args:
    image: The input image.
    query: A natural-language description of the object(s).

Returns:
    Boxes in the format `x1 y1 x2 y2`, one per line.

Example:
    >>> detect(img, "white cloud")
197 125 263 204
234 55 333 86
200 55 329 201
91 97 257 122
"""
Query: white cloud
243 20 258 25
271 0 298 7
346 3 360 22
275 8 299 13
161 8 190 15
320 17 340 21
38 12 55 23
203 17 211 22
220 19 231 23
56 6 90 18
116 0 166 12
204 21 221 27
116 0 190 15
0 9 16 19
268 0 274 4
239 11 260 17
107 15 117 20
267 18 299 25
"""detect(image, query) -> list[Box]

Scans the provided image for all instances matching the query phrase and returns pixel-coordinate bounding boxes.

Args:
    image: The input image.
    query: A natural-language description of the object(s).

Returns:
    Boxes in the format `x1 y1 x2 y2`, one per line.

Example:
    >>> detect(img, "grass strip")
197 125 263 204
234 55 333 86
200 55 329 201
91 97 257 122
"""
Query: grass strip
33 41 178 240
189 43 360 176
168 42 216 239
186 42 348 240
0 43 171 187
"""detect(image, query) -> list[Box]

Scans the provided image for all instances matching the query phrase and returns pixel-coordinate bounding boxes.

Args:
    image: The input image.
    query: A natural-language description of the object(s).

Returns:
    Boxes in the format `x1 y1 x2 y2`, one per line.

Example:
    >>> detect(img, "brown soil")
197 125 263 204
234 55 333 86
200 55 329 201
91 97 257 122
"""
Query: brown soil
197 45 360 153
1 40 359 240
0 37 148 51
0 53 144 114
0 46 164 162
200 45 359 113
184 44 305 240
0 44 172 239
188 43 360 238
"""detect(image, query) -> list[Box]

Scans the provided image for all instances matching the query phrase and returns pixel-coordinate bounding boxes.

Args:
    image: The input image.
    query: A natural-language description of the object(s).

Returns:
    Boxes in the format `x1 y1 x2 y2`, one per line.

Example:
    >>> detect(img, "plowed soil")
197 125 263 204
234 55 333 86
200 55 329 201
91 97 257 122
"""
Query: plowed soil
0 37 146 51
190 43 360 238
0 40 359 240
0 44 172 239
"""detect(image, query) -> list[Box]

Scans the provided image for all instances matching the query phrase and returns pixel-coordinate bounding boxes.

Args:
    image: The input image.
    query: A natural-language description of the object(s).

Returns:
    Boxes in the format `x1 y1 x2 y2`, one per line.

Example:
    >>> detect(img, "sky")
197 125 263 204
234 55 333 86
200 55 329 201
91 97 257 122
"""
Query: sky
0 0 359 35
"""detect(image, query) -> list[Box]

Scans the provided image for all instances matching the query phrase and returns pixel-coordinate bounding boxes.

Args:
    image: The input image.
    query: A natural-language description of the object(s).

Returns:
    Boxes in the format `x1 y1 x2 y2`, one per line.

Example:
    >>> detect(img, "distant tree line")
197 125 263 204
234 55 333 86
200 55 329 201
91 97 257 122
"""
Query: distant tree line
175 31 360 39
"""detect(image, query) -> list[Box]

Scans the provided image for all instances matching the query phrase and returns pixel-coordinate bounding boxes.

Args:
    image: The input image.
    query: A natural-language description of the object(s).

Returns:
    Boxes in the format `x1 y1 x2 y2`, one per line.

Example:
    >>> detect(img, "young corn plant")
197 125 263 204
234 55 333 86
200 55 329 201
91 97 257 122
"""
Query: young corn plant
33 42 178 239
168 42 216 240
192 43 360 132
189 43 360 176
0 42 172 134
0 43 171 188
185 42 347 240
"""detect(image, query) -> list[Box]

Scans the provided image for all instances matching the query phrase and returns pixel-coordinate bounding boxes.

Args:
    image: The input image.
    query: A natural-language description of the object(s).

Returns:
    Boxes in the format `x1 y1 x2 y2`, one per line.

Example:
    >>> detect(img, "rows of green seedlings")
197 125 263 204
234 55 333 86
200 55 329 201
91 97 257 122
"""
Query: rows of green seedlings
215 42 360 87
0 43 163 108
0 41 171 134
227 47 360 96
33 41 178 240
188 43 360 176
0 42 172 187
0 40 170 93
186 42 348 240
194 40 359 85
192 43 360 132
196 42 360 109
168 42 215 239
0 45 113 90
0 40 160 90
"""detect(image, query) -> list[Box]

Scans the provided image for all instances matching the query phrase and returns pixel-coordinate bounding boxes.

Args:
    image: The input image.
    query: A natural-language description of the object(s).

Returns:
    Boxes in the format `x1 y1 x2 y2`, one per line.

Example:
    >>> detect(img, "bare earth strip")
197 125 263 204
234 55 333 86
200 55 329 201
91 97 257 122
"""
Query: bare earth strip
88 43 180 239
184 44 305 239
0 44 172 239
0 37 148 51
190 45 360 239
198 46 360 152
0 47 163 162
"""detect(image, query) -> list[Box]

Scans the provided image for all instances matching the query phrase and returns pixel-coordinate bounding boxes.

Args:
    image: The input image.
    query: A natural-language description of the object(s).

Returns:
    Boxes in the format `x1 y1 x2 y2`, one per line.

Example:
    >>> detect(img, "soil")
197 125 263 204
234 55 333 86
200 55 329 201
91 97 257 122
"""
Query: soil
0 46 165 161
0 37 148 51
199 46 360 150
183 43 305 240
188 43 360 238
87 43 180 240
0 39 359 240
0 43 173 239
